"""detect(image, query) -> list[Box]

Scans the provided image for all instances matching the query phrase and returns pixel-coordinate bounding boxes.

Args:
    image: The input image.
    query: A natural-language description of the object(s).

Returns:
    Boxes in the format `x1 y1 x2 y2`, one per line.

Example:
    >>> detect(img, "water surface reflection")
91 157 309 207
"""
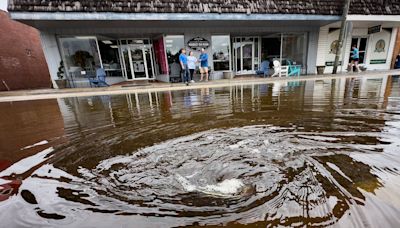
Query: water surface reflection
1 76 400 227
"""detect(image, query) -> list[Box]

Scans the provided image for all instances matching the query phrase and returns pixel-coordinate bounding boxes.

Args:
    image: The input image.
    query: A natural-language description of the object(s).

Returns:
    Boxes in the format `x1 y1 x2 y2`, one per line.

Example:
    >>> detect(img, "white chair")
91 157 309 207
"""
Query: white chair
280 66 289 77
271 60 288 77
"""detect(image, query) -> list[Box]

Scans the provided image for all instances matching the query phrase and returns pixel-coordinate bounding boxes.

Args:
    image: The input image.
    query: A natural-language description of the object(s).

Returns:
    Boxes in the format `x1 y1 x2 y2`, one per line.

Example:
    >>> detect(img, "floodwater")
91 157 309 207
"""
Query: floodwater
1 76 400 227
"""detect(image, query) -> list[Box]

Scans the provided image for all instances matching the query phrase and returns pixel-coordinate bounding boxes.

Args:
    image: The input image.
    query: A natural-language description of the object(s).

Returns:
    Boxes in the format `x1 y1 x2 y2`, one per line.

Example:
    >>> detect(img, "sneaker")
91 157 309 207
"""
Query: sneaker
186 82 189 86
190 80 195 83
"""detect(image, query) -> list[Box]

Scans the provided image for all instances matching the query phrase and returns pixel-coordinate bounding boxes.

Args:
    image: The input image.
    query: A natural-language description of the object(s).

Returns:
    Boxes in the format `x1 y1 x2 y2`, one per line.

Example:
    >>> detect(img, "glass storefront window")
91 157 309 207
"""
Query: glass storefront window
212 35 230 71
59 37 101 81
260 33 307 73
98 40 122 77
282 33 307 67
261 34 281 65
165 35 184 76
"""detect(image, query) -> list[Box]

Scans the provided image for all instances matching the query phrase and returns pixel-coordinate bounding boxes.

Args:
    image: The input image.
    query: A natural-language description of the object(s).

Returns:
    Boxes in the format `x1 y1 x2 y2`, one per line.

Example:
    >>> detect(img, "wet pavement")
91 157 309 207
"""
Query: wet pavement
1 76 400 227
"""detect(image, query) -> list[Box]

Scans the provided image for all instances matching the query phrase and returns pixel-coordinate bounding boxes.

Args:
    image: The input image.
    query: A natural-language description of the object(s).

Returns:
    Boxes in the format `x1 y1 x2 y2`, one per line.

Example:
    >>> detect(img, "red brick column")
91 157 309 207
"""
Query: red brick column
0 11 51 91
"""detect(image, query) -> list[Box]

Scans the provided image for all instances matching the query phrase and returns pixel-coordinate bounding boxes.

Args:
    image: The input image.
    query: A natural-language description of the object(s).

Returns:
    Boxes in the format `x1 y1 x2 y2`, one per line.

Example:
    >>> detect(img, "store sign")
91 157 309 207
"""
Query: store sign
370 59 387 64
187 37 210 51
368 25 382 34
325 61 342 66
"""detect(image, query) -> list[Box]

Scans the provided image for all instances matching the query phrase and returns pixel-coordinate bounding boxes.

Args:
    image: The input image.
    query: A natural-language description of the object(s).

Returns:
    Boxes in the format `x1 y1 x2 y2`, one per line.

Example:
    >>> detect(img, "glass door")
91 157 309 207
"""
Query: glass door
130 45 147 79
120 45 133 80
234 42 242 73
233 38 257 74
119 40 155 80
144 46 155 79
350 37 368 64
242 42 254 71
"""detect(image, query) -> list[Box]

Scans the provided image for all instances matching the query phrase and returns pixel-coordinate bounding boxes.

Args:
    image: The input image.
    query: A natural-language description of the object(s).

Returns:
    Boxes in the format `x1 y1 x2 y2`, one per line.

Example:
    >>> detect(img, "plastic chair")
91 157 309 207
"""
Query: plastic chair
287 60 301 77
271 60 287 77
256 60 270 77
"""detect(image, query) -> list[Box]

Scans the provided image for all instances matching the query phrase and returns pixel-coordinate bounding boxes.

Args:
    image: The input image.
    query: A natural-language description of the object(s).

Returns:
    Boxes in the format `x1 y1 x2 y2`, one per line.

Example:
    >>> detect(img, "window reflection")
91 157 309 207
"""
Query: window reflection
212 35 230 71
165 35 184 78
59 37 101 82
98 40 122 77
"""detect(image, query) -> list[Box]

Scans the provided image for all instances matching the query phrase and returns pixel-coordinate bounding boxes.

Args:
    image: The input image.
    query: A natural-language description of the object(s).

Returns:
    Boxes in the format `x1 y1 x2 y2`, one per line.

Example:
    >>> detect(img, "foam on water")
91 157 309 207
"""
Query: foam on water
176 174 244 196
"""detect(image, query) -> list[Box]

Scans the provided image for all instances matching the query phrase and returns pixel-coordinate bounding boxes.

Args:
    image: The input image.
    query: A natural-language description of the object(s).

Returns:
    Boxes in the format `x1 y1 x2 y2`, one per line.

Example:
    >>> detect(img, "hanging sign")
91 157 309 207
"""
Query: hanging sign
368 25 382 34
187 37 210 51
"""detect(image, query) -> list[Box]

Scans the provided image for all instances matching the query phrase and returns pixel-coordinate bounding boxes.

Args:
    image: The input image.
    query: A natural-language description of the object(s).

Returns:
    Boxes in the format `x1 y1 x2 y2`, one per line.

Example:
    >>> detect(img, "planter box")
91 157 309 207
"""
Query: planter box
316 66 325 75
223 71 235 79
55 79 67 89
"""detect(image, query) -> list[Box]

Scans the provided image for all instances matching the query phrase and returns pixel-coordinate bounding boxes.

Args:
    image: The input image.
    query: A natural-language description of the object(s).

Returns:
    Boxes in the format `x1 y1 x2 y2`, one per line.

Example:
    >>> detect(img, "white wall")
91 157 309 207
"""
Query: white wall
317 23 397 74
0 0 8 11
307 30 319 75
316 23 352 74
40 32 62 88
365 27 397 70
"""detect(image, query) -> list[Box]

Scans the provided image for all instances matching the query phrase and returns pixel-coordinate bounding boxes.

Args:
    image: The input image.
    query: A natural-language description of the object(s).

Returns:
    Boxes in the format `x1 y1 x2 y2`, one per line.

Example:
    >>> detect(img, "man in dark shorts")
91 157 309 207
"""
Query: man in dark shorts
348 44 361 73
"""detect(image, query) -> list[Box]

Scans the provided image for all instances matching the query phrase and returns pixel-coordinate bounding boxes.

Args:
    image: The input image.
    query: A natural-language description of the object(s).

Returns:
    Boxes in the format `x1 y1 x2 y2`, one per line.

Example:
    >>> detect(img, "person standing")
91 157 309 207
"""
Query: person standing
199 48 209 82
179 48 190 85
348 44 361 73
187 51 197 83
395 53 400 69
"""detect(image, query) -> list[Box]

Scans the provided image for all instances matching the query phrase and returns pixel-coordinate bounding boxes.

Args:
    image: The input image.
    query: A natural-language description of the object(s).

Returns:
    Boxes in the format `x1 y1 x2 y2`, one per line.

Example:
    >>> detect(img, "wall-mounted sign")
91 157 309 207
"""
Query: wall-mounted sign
330 40 339 54
375 39 386 52
187 37 210 51
368 25 382 34
325 61 342 66
370 59 387 64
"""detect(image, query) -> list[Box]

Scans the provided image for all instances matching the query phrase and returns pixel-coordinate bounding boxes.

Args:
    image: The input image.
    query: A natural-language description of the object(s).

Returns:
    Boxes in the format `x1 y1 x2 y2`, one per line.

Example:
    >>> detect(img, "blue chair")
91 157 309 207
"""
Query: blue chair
287 60 301 77
256 60 270 77
89 68 110 87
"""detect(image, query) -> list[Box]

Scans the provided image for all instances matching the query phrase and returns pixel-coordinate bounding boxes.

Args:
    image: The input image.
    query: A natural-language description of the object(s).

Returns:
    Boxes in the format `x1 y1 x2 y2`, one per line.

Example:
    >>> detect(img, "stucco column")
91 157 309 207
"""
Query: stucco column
391 28 400 69
39 31 62 89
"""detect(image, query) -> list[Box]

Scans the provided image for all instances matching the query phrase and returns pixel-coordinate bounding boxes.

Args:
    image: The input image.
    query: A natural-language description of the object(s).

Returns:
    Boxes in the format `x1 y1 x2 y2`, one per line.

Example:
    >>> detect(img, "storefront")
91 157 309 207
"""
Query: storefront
52 31 313 87
7 0 399 88
56 37 158 87
317 16 400 73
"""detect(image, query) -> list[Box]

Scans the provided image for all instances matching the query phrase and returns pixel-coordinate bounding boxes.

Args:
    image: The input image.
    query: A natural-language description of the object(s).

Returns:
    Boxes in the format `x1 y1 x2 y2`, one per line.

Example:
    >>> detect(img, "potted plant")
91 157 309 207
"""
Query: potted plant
55 61 67 89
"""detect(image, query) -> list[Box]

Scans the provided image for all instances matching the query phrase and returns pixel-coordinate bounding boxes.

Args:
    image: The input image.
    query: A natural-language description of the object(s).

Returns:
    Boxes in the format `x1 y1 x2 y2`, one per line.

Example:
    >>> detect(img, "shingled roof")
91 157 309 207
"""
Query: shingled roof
7 0 400 15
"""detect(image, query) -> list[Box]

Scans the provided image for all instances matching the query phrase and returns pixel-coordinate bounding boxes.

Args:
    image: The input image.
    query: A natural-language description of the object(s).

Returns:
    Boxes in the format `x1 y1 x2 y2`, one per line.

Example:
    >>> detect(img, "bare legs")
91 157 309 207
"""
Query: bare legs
348 61 361 72
200 68 209 81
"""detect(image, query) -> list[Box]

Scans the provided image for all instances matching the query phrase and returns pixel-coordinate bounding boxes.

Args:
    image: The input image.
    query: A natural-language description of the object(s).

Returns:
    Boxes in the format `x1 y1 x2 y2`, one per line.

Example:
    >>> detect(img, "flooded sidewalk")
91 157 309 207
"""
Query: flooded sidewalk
1 70 399 102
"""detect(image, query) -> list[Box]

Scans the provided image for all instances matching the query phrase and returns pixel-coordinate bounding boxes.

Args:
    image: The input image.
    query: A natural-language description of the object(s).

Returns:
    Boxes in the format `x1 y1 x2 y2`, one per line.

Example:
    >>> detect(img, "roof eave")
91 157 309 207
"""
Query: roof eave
9 12 341 21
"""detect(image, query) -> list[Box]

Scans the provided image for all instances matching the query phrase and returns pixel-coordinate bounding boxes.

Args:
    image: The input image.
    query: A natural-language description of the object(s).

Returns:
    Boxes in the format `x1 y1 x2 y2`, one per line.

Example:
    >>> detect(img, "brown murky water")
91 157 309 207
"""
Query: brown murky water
1 76 400 227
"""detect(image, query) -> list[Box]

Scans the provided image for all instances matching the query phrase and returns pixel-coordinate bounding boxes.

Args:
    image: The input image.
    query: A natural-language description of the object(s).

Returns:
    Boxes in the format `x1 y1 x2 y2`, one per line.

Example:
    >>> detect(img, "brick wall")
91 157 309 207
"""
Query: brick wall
0 10 51 91
392 29 400 69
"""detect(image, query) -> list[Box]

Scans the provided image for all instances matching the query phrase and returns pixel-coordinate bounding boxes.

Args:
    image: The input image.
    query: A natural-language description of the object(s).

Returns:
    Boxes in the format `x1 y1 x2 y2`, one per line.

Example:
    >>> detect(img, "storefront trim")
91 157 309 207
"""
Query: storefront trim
10 12 341 22
348 15 400 22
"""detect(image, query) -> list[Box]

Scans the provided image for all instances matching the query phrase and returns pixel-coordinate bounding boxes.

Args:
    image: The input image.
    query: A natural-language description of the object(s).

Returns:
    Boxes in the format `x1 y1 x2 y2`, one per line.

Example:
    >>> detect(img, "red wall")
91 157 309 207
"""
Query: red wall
0 11 51 91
